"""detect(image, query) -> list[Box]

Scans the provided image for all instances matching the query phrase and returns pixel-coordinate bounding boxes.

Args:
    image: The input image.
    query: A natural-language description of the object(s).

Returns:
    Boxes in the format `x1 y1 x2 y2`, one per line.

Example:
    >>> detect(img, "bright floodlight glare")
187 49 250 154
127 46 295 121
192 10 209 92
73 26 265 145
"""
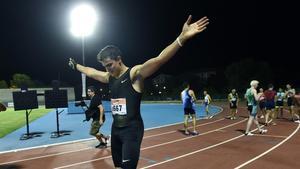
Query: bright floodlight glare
70 4 97 37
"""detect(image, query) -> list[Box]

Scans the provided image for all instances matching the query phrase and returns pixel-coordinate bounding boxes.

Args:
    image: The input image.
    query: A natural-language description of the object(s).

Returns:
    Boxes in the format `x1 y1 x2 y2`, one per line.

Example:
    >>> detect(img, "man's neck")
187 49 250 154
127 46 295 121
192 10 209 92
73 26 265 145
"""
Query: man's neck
116 65 128 78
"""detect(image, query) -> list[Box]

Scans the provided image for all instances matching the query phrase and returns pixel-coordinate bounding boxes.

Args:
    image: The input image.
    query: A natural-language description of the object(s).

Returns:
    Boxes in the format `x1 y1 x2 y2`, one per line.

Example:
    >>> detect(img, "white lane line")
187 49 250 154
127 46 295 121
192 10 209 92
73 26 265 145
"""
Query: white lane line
144 118 225 139
0 147 92 165
140 135 245 169
252 134 287 139
0 138 95 155
53 119 247 169
234 123 300 169
140 127 259 169
0 106 223 155
0 118 225 165
141 119 247 151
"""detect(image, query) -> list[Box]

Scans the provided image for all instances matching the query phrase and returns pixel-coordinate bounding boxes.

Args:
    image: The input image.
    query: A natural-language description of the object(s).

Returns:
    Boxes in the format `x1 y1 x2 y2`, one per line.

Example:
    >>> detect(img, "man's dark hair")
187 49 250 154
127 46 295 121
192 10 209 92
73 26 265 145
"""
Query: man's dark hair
182 82 190 88
97 45 122 62
268 84 274 89
87 86 96 93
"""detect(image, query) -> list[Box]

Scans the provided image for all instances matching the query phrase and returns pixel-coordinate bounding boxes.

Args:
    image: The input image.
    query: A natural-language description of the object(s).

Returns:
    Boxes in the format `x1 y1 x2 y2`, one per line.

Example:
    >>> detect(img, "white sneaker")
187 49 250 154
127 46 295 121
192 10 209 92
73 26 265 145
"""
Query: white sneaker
245 132 254 136
106 135 111 147
294 120 300 123
209 115 214 119
260 129 268 134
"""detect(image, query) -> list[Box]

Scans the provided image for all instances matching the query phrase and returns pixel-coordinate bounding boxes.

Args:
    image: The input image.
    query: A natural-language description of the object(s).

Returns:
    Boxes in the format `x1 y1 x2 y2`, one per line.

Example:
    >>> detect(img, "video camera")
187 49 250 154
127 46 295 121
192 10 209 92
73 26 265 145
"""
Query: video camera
75 100 87 107
74 100 93 122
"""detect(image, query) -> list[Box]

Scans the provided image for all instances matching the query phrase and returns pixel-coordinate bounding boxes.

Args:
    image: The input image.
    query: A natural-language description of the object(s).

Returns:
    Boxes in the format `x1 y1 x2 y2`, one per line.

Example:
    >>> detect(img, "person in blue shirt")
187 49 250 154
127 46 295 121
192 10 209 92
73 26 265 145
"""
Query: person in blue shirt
181 82 198 135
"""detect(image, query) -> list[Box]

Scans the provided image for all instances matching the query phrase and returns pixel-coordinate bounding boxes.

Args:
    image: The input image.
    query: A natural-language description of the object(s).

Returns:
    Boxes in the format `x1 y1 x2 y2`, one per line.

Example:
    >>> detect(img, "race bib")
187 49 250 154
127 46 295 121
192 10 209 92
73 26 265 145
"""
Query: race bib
111 98 127 115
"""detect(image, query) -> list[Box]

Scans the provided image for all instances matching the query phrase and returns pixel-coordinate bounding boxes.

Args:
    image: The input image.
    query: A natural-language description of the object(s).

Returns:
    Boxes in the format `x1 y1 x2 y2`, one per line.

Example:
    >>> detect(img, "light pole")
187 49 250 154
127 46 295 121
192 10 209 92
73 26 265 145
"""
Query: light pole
70 4 97 99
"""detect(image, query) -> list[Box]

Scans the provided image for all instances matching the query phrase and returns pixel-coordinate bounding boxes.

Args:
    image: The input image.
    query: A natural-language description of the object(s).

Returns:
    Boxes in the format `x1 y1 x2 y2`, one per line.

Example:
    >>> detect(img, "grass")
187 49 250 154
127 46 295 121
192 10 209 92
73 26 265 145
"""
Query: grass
0 106 52 138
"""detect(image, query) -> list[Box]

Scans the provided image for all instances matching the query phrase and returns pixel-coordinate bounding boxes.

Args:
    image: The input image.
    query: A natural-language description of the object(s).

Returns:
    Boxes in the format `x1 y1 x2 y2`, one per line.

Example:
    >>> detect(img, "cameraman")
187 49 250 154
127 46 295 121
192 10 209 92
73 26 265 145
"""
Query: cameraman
87 86 109 148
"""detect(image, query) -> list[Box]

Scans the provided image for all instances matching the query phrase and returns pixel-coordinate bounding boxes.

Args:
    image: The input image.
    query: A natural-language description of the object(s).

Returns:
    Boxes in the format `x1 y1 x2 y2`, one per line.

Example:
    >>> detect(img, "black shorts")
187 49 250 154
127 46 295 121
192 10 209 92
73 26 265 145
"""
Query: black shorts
230 101 237 109
111 121 144 169
247 105 253 112
287 97 294 107
259 101 265 110
276 100 283 107
184 108 196 115
265 100 275 110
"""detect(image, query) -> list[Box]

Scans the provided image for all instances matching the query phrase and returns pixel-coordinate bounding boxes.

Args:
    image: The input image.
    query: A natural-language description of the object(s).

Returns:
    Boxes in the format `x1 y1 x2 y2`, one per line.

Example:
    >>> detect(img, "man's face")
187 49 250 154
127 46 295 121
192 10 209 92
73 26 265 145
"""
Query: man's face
101 58 121 77
287 84 291 89
87 89 94 98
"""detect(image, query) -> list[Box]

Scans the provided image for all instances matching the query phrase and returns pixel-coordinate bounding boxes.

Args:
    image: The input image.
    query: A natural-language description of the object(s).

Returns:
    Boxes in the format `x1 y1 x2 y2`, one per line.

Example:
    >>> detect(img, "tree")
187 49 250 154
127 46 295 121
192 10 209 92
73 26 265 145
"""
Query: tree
10 73 35 88
0 80 8 88
225 58 273 92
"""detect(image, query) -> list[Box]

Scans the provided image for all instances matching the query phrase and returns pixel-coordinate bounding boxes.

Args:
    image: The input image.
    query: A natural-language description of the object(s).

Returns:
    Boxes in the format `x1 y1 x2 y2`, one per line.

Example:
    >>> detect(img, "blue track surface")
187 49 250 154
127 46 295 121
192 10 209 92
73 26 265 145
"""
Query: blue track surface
0 102 221 152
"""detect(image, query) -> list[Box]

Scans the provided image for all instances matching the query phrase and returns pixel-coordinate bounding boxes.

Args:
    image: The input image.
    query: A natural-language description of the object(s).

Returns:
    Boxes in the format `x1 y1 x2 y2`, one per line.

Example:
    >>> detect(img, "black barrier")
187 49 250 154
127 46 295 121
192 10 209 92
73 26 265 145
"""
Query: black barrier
12 90 42 140
45 90 68 108
13 91 38 111
44 89 71 138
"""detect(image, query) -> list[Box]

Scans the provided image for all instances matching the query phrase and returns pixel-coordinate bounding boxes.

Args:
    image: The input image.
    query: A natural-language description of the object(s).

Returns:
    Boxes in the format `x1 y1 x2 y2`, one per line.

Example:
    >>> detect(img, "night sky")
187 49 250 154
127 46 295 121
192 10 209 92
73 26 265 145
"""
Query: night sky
0 0 297 87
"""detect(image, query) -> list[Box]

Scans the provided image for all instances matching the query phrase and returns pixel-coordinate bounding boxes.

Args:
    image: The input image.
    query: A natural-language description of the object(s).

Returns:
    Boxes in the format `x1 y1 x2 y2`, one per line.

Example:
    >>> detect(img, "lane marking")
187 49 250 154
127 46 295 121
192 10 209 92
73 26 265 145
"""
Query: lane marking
53 119 247 169
234 123 300 169
144 118 225 139
0 105 223 154
0 118 225 165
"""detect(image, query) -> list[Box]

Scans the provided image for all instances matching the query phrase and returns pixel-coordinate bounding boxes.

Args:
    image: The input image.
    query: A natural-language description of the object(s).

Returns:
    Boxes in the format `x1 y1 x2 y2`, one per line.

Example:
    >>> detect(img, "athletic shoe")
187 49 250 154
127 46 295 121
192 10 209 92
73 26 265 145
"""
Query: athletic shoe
245 132 254 136
184 131 190 135
95 142 107 149
106 135 111 147
294 120 300 123
209 115 214 119
259 129 268 134
191 131 199 135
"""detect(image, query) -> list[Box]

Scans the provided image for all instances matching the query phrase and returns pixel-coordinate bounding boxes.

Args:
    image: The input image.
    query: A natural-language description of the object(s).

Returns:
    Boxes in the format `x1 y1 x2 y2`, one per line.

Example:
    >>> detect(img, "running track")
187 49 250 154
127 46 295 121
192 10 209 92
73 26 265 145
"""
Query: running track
0 104 299 169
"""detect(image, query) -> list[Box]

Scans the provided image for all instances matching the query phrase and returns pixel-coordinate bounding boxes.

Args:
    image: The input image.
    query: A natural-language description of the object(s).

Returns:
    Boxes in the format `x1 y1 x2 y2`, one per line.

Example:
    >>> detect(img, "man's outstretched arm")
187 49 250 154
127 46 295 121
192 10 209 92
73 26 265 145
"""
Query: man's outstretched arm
68 58 109 83
135 15 209 79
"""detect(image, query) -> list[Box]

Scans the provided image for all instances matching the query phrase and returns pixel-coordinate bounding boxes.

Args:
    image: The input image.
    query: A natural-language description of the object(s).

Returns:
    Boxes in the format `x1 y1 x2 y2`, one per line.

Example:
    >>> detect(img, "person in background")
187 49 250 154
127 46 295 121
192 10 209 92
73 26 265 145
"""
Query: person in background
86 86 109 149
244 80 267 136
203 90 213 119
228 89 239 120
181 82 199 135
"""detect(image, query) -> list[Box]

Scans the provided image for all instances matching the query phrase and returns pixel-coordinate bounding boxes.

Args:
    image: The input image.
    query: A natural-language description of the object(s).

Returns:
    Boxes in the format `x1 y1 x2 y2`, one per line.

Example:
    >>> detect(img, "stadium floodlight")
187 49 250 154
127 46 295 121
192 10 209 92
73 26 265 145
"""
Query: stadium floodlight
70 4 98 98
70 4 97 37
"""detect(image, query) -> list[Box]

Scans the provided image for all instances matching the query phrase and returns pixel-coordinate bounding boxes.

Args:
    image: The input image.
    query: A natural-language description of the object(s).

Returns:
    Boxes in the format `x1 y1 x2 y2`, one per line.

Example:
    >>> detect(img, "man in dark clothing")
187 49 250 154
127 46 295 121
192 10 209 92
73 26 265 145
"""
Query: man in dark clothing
87 86 108 148
69 15 209 169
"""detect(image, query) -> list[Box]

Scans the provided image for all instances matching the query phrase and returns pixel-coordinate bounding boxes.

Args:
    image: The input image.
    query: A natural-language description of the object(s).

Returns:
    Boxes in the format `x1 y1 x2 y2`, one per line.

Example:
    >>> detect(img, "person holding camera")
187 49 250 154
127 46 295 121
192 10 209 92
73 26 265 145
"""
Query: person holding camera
86 86 109 148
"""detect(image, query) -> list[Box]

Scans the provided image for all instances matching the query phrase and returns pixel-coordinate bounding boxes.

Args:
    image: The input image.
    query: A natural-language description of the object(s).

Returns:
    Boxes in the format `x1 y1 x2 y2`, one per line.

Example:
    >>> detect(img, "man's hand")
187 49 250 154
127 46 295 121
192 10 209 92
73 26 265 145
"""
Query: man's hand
99 118 103 125
68 58 77 70
179 15 209 44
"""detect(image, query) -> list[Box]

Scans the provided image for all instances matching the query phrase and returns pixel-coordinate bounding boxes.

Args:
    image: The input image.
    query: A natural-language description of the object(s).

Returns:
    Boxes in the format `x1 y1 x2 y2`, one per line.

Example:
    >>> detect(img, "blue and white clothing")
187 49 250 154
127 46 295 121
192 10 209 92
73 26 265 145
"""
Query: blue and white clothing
181 89 193 109
276 92 285 101
181 89 196 115
204 95 211 106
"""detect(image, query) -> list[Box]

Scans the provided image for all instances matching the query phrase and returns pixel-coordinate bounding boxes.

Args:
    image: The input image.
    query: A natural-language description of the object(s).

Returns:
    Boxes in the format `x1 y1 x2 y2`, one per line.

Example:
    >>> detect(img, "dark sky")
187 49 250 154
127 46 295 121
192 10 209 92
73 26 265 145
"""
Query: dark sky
0 0 297 87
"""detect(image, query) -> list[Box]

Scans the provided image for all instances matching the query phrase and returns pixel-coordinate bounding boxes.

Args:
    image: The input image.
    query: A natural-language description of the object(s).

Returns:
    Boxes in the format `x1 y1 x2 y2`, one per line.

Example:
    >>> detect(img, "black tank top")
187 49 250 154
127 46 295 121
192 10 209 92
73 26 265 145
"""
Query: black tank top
109 68 142 127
